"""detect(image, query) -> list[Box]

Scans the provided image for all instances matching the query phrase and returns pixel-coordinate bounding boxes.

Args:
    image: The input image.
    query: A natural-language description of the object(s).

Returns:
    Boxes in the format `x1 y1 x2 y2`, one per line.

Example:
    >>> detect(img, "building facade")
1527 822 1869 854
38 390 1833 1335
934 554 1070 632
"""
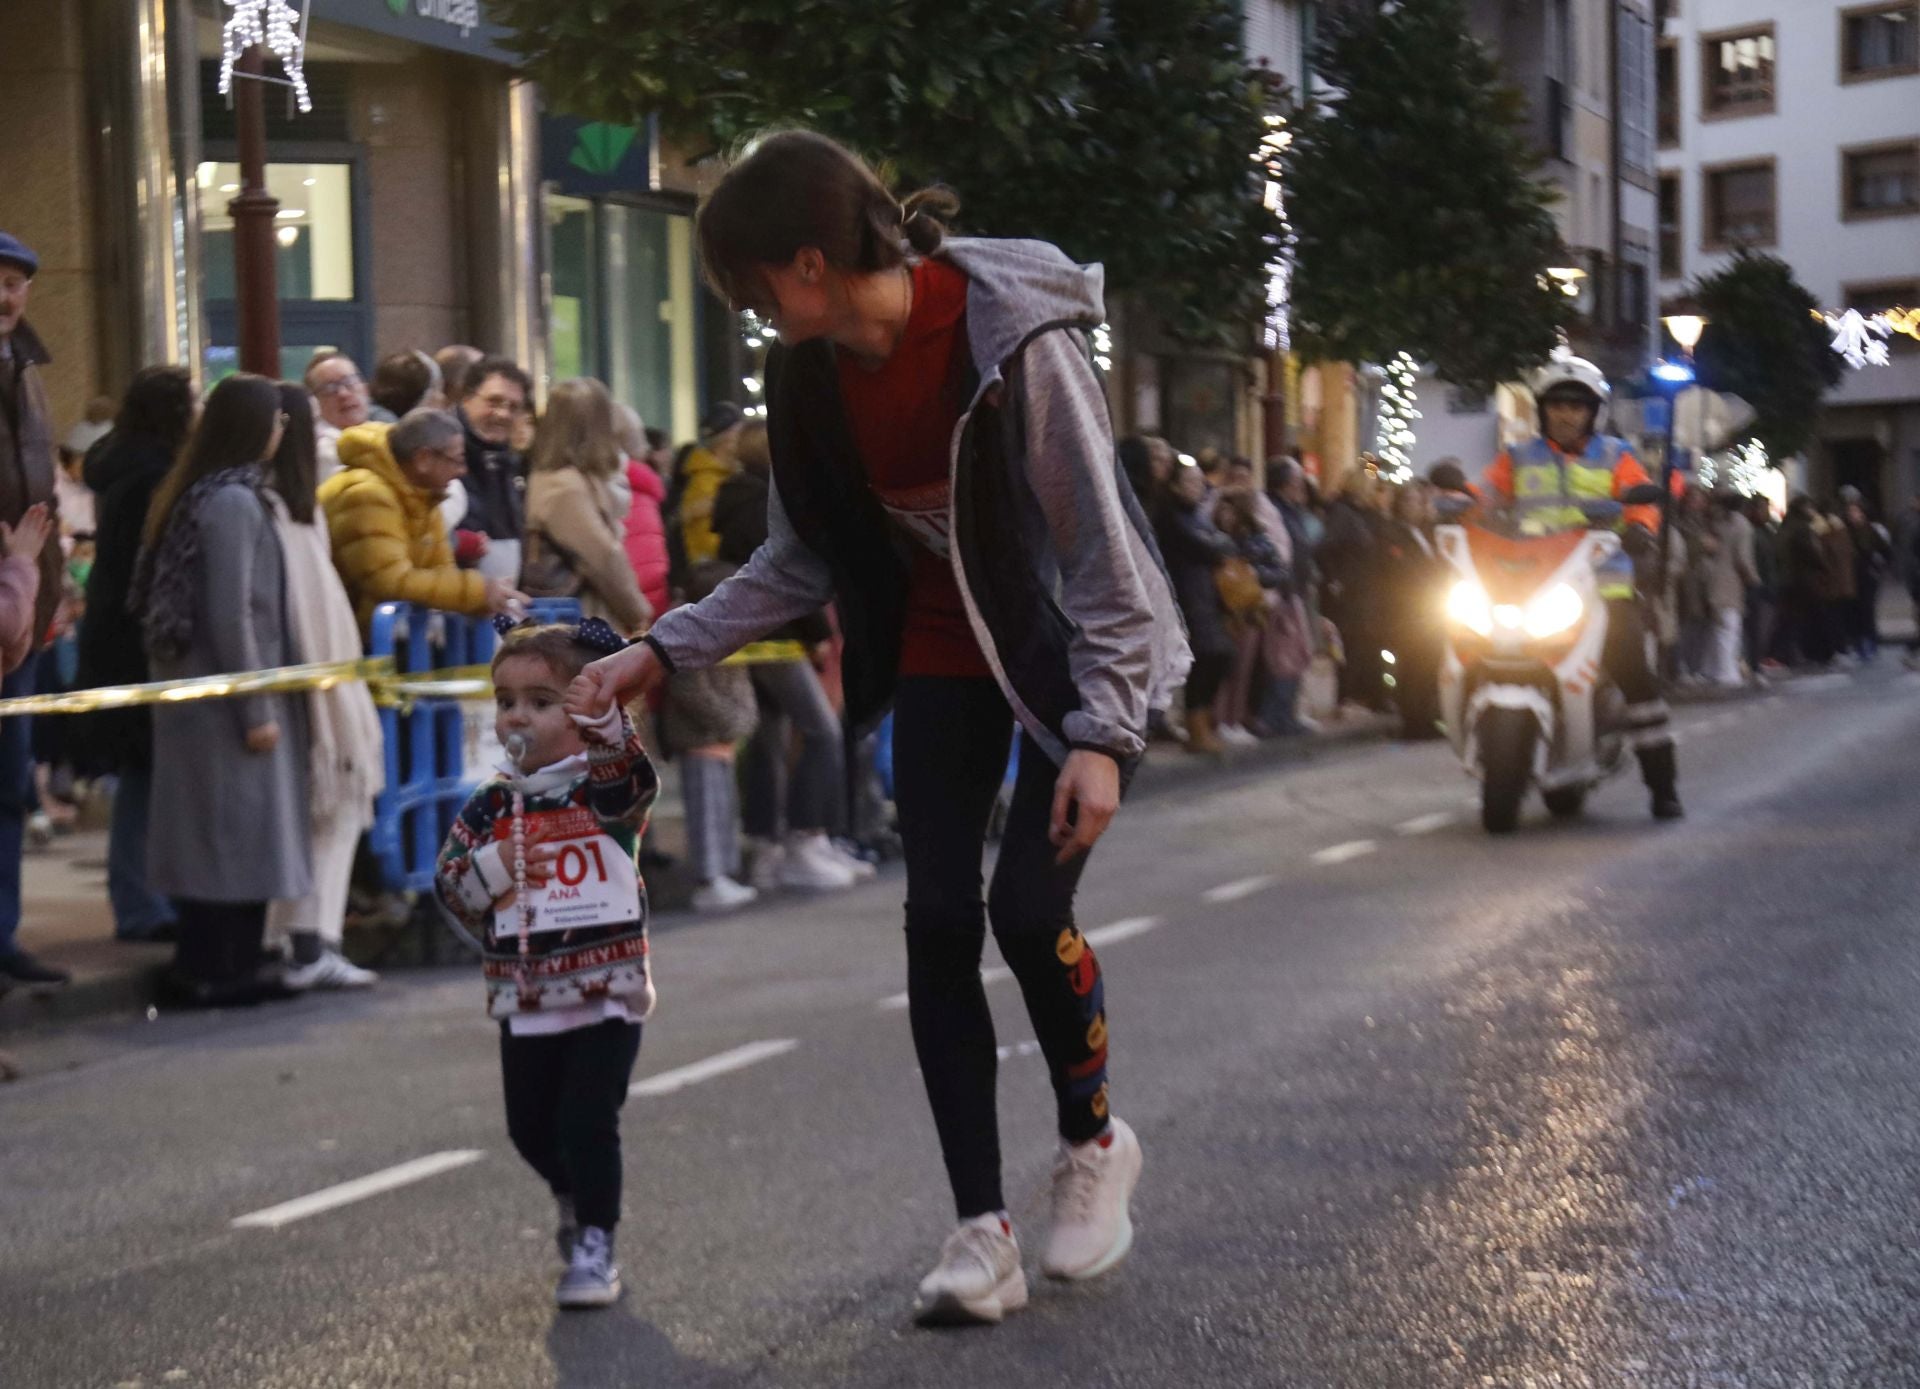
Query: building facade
0 0 720 450
1655 0 1920 510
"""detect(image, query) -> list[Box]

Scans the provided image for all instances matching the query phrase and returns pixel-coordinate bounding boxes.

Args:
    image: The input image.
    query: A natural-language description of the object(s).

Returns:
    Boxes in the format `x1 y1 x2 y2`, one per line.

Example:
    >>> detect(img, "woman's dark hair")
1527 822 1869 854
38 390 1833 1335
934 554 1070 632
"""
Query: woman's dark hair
370 350 441 417
270 382 318 524
695 129 959 310
143 373 282 548
115 365 197 452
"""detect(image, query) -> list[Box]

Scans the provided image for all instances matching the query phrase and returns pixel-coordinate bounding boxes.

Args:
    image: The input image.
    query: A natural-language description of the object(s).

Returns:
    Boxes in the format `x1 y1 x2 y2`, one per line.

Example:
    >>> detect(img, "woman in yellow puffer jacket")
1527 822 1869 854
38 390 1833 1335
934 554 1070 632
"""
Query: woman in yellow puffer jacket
318 409 515 633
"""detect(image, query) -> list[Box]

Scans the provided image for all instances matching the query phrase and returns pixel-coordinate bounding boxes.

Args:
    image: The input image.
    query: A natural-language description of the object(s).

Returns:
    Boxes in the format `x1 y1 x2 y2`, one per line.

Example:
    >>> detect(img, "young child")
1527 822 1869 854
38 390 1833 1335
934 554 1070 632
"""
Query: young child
435 618 659 1309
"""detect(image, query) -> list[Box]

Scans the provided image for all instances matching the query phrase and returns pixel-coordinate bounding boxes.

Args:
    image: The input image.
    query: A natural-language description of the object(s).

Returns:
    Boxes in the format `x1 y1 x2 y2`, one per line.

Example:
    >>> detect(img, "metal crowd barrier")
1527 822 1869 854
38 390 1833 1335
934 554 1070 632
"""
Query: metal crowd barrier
366 599 584 893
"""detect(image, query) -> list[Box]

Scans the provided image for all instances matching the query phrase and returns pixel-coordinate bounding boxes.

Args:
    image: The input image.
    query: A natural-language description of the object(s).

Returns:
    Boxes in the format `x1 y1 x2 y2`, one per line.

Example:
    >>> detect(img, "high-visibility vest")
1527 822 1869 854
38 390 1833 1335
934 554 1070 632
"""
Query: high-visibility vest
1508 434 1629 537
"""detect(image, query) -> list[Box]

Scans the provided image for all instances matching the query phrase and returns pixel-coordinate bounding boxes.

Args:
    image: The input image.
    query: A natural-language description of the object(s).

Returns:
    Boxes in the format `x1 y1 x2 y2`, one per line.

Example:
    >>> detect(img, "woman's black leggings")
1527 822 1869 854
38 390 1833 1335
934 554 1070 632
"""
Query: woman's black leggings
500 1019 643 1231
893 676 1122 1220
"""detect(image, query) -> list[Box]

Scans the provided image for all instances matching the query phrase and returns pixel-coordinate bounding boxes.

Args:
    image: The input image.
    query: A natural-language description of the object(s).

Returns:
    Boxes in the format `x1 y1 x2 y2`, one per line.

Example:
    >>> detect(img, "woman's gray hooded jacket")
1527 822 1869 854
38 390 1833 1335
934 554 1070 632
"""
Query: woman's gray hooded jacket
645 237 1190 765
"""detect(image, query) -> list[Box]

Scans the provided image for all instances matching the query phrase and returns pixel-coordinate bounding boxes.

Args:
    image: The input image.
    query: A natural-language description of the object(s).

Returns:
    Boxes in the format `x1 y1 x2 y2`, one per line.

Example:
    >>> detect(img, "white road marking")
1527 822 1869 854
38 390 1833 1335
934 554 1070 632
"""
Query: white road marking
996 1040 1042 1062
878 963 1015 1012
232 1150 485 1230
628 1039 797 1097
1396 812 1456 836
1202 875 1276 904
1311 839 1378 866
1084 915 1162 947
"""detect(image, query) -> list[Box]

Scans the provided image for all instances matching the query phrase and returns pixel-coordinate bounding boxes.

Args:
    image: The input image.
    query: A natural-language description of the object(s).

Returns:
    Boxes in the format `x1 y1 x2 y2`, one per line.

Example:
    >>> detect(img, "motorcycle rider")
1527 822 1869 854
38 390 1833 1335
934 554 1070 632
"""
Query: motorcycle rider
1481 354 1683 820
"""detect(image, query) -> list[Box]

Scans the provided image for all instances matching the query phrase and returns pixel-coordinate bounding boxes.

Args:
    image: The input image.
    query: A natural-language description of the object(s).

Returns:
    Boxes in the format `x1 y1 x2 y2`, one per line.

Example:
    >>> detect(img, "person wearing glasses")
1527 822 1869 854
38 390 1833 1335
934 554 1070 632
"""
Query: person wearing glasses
454 357 534 587
318 407 528 636
305 352 372 484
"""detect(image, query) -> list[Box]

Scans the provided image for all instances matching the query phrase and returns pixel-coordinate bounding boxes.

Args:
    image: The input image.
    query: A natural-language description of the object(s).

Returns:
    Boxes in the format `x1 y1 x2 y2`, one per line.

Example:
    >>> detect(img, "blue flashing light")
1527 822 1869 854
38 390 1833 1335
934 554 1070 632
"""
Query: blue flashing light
1650 359 1696 385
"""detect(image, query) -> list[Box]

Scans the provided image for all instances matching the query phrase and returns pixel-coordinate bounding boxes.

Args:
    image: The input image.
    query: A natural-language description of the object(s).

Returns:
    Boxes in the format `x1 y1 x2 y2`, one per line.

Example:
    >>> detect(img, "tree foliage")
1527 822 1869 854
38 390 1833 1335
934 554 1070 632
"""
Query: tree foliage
1280 0 1567 393
487 0 1280 344
1688 250 1842 460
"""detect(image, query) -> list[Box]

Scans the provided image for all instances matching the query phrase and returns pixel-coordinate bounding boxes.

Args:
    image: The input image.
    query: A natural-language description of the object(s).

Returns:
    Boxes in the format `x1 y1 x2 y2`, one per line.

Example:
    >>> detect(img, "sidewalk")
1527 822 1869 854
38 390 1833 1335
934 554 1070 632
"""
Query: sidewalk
0 710 1394 1039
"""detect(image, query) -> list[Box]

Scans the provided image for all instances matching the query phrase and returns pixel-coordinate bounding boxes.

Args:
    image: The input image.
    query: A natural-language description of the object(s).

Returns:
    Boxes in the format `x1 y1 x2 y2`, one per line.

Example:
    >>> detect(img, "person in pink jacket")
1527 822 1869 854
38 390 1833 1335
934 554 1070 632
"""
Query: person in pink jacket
613 405 670 617
0 503 49 674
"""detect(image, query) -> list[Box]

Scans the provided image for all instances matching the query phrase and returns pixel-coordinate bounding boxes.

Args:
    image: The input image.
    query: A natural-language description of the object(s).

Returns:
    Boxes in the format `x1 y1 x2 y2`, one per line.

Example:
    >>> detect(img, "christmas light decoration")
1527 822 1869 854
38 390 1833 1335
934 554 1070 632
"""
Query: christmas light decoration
1808 305 1916 369
218 0 311 114
1695 439 1769 496
1373 352 1421 482
1256 114 1293 354
1091 322 1113 374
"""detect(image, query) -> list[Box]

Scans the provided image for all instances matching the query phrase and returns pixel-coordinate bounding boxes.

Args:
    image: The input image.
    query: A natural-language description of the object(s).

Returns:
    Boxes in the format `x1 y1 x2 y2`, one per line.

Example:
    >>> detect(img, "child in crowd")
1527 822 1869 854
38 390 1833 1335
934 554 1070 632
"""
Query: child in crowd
434 618 659 1310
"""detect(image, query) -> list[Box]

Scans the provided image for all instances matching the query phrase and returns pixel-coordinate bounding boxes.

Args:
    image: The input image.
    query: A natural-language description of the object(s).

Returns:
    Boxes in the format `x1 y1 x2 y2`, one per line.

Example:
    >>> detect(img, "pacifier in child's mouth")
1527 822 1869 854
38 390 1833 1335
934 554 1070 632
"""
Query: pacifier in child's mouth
504 733 530 771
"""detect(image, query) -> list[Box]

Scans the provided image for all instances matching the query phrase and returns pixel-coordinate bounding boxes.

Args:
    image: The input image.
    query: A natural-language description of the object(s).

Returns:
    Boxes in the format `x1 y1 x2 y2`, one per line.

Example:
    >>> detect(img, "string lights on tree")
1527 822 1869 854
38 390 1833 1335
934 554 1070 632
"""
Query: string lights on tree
1255 112 1293 354
1695 439 1769 496
1373 352 1421 482
218 0 311 113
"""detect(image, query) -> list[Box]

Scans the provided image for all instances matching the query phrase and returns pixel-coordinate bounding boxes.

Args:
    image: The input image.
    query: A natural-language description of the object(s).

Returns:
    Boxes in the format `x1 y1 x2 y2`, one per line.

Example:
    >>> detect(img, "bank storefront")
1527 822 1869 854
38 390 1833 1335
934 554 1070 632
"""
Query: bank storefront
538 116 718 445
195 0 541 385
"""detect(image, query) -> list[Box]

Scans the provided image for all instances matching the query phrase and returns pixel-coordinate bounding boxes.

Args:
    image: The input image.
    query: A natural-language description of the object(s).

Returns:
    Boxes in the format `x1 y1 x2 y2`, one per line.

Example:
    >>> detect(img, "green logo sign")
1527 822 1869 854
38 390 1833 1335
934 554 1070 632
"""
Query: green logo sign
569 123 639 177
386 0 407 15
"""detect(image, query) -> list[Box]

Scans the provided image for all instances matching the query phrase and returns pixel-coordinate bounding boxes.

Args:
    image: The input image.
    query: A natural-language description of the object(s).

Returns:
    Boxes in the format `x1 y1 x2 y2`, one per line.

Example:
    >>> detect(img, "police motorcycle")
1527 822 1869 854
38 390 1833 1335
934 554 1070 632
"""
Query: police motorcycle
1435 483 1665 833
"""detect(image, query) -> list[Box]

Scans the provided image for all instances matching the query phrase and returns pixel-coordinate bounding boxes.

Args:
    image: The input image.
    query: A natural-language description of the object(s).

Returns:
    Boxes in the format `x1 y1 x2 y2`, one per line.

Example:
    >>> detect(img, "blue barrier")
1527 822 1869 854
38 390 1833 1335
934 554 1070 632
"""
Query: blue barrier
367 600 583 892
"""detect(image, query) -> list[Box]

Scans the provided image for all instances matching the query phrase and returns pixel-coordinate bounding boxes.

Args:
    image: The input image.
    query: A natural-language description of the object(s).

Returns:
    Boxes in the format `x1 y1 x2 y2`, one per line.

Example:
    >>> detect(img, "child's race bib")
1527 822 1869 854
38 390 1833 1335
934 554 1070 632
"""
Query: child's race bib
492 807 641 937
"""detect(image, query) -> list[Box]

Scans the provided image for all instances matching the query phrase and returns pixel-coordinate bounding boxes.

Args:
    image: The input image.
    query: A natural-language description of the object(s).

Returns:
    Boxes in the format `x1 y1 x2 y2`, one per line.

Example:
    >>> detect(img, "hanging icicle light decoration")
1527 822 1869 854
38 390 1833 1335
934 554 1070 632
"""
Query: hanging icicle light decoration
218 0 311 114
1373 352 1421 483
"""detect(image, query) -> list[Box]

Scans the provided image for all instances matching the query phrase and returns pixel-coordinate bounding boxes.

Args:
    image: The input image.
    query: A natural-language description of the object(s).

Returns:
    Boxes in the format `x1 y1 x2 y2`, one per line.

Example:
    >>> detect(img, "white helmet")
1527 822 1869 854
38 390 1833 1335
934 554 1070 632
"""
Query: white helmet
1529 353 1612 431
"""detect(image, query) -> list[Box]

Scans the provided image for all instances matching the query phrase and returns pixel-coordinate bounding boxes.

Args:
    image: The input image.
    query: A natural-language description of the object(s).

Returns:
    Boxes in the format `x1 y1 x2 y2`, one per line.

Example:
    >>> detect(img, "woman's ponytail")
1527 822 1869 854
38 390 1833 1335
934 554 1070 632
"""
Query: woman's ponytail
900 185 960 256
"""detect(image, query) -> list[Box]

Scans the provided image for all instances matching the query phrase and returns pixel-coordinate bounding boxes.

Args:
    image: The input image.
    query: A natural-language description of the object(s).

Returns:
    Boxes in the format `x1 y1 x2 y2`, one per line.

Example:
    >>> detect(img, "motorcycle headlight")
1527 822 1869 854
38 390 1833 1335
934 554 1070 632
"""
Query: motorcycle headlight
1445 579 1493 637
1522 582 1584 639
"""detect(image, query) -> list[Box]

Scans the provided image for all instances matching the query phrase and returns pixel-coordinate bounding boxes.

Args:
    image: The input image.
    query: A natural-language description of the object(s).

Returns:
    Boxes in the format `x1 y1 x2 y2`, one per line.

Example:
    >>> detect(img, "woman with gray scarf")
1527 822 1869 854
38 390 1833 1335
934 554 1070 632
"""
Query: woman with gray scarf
137 374 313 1008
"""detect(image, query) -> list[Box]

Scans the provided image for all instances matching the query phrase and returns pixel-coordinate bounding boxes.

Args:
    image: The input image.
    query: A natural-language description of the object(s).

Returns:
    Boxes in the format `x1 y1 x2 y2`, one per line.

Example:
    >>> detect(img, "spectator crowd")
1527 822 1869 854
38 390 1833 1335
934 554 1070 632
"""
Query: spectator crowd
2 222 1919 1007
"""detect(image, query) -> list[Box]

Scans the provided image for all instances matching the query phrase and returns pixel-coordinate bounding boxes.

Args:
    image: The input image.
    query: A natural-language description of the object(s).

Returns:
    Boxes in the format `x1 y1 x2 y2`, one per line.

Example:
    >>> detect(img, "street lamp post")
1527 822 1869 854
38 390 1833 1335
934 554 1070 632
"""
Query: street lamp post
1651 312 1708 606
230 44 282 377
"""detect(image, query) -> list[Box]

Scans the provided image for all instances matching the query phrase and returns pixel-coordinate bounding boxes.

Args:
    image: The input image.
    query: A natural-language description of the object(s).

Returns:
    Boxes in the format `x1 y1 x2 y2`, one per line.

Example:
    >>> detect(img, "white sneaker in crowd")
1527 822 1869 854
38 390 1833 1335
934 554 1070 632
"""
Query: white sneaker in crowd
691 876 758 913
778 832 858 891
282 948 378 992
1218 724 1258 747
915 1213 1029 1326
1041 1116 1143 1281
827 836 878 881
745 837 786 893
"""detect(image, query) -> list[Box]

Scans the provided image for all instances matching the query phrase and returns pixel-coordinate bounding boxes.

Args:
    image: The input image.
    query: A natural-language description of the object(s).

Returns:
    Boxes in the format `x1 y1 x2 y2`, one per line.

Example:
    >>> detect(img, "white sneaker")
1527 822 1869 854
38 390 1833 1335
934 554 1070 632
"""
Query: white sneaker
1041 1116 1143 1281
555 1226 621 1309
915 1213 1029 1326
282 949 379 992
827 837 878 881
746 838 786 893
691 876 758 913
777 833 858 891
1219 724 1257 747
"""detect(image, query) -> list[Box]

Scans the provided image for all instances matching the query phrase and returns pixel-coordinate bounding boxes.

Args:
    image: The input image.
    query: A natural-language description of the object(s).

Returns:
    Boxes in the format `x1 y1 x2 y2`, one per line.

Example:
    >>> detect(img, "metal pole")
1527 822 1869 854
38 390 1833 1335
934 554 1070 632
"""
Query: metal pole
230 45 281 376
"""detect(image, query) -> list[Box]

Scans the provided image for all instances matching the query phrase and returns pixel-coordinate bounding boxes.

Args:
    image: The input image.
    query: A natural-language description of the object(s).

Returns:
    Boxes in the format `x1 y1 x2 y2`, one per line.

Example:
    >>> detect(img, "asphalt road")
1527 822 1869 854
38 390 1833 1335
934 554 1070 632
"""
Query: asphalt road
6 667 1920 1389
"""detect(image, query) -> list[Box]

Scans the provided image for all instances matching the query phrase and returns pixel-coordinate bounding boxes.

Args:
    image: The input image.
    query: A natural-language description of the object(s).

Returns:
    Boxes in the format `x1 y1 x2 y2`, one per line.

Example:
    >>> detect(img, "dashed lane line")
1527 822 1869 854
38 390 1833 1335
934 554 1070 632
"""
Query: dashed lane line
232 1150 486 1230
628 1039 798 1097
1395 812 1456 836
1201 875 1277 904
1311 839 1379 866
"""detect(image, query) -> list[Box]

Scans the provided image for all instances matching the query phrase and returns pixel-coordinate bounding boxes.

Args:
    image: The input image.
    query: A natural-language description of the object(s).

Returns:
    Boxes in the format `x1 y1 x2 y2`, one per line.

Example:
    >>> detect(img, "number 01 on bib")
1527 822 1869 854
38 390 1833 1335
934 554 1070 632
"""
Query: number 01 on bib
493 808 643 937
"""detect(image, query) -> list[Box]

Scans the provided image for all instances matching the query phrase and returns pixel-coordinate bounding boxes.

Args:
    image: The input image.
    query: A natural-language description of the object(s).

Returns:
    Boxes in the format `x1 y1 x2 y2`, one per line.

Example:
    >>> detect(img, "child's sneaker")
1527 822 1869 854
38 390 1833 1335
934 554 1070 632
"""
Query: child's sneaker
555 1226 621 1309
553 1195 578 1264
1041 1116 1142 1281
914 1213 1027 1326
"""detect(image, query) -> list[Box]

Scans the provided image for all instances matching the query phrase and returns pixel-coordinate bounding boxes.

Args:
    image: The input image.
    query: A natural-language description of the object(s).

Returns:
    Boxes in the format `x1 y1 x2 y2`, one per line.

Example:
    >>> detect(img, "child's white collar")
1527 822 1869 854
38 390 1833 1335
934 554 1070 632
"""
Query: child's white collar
499 749 589 795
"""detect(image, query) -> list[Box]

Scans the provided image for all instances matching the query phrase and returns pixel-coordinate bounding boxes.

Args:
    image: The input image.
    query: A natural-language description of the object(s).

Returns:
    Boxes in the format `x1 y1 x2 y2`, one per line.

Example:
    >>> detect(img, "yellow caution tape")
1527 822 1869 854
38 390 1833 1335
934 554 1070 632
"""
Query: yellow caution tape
0 639 812 718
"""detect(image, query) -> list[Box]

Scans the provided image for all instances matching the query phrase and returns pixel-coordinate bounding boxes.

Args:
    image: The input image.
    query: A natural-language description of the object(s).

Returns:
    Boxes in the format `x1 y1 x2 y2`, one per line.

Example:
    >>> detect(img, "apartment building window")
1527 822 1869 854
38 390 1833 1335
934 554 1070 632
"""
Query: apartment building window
1659 173 1682 277
1841 3 1919 81
1657 42 1680 146
1844 141 1920 218
1619 7 1657 177
1846 281 1920 354
1704 159 1776 247
1701 25 1776 118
